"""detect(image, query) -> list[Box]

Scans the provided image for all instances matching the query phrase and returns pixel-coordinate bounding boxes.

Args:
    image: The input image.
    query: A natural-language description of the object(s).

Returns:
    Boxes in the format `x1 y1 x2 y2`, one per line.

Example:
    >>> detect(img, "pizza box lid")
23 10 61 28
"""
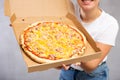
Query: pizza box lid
4 0 101 72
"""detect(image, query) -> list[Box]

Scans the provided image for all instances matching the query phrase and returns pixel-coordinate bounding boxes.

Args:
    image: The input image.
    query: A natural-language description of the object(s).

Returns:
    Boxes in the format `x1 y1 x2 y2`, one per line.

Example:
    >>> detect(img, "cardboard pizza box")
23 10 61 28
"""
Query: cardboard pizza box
4 0 101 72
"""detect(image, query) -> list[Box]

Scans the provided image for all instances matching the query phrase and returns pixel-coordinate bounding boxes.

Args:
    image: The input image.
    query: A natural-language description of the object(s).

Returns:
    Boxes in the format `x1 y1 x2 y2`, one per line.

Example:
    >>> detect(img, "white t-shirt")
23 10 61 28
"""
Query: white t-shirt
70 0 119 70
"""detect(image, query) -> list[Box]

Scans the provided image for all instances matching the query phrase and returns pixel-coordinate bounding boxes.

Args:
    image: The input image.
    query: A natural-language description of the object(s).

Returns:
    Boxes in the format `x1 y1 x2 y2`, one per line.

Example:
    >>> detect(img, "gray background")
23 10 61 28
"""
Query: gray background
0 0 120 80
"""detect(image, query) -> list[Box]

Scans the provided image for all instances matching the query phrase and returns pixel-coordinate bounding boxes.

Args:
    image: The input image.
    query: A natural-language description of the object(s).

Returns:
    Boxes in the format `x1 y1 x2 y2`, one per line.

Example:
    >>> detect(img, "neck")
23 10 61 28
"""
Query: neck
80 8 102 23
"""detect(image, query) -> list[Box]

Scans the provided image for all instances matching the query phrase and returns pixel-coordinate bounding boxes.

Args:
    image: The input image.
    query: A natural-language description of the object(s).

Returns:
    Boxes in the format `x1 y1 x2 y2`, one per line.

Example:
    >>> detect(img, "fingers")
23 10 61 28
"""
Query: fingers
54 64 70 70
74 62 81 66
62 62 81 70
62 64 70 70
55 62 81 70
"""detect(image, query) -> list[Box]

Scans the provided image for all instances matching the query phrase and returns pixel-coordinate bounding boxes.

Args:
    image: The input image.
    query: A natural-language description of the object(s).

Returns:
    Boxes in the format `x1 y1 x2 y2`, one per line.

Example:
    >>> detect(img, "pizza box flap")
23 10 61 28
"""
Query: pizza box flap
4 0 101 72
4 0 74 17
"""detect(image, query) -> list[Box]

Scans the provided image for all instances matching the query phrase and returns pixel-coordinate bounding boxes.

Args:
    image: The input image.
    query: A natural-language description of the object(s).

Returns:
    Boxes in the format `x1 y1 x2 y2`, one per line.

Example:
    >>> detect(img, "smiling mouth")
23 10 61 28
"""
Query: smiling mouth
81 0 94 4
82 0 94 2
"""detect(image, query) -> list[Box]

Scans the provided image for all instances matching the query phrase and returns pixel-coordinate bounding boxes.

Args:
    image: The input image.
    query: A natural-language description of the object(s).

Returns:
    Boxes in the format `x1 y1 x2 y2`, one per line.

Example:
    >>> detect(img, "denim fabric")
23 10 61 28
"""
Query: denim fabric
59 69 76 80
59 62 109 80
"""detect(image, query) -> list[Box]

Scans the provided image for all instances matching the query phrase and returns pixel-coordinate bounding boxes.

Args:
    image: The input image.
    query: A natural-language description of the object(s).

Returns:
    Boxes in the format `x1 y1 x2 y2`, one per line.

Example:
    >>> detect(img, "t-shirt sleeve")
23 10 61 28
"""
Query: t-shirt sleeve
96 20 119 46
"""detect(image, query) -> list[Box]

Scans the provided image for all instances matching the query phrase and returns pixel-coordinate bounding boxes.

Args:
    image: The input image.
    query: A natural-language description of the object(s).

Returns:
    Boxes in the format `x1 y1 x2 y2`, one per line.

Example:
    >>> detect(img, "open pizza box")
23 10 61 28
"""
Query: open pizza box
4 0 101 72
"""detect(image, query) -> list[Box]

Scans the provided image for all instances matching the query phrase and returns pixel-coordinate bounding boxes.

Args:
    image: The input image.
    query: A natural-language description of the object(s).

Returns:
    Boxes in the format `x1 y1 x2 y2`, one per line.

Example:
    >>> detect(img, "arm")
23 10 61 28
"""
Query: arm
80 41 112 73
61 42 112 72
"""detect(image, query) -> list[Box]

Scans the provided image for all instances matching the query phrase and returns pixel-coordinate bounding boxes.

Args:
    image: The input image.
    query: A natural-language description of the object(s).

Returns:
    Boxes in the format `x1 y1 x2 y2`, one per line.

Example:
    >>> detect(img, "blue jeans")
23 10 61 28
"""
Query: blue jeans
59 62 109 80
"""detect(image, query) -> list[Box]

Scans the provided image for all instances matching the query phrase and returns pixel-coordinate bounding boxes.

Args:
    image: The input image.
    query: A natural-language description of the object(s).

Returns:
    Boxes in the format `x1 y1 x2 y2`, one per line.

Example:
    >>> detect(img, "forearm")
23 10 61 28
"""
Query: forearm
80 58 102 73
80 42 112 73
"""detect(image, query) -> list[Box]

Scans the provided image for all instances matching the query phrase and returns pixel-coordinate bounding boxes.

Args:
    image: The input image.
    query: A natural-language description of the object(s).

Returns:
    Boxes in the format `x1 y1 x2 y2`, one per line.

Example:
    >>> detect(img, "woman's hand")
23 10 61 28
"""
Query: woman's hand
62 62 81 70
62 64 70 70
55 64 70 70
55 62 81 70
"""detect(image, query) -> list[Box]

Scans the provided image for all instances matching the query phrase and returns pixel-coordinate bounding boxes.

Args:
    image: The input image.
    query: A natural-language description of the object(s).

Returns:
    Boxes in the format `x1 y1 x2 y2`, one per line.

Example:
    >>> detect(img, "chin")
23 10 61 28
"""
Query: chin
81 6 94 11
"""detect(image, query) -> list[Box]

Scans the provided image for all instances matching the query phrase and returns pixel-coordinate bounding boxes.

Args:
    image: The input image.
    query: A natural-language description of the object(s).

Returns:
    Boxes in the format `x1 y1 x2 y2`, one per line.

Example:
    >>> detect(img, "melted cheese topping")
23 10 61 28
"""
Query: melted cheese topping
22 22 86 60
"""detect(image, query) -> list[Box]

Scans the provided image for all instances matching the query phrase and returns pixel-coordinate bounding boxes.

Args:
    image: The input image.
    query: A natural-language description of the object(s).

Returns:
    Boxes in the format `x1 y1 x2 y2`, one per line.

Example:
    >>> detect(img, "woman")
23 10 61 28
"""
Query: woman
59 0 119 80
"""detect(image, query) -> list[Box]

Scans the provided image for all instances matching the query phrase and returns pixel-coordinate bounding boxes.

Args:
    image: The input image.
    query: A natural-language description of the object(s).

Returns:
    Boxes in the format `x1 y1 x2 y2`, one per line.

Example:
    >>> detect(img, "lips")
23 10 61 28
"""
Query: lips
81 0 94 5
82 0 94 1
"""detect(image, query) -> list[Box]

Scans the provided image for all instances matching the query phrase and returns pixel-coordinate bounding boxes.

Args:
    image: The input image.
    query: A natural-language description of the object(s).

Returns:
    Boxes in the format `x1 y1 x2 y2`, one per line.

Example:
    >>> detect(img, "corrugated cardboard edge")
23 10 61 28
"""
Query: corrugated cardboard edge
4 0 11 16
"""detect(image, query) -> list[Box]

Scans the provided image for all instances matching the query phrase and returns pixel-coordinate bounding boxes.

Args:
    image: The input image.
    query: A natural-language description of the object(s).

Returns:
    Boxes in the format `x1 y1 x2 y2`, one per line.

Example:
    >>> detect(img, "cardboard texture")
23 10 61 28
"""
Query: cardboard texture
4 0 101 72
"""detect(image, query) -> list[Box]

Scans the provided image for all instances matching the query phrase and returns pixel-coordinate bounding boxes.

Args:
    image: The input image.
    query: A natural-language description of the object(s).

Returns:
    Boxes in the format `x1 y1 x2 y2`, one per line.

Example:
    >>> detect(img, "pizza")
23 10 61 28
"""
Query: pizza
20 22 86 63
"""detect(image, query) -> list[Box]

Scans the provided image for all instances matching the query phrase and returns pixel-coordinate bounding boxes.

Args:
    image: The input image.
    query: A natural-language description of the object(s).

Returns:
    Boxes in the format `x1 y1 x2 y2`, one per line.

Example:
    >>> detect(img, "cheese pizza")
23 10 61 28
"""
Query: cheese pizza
20 22 86 63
